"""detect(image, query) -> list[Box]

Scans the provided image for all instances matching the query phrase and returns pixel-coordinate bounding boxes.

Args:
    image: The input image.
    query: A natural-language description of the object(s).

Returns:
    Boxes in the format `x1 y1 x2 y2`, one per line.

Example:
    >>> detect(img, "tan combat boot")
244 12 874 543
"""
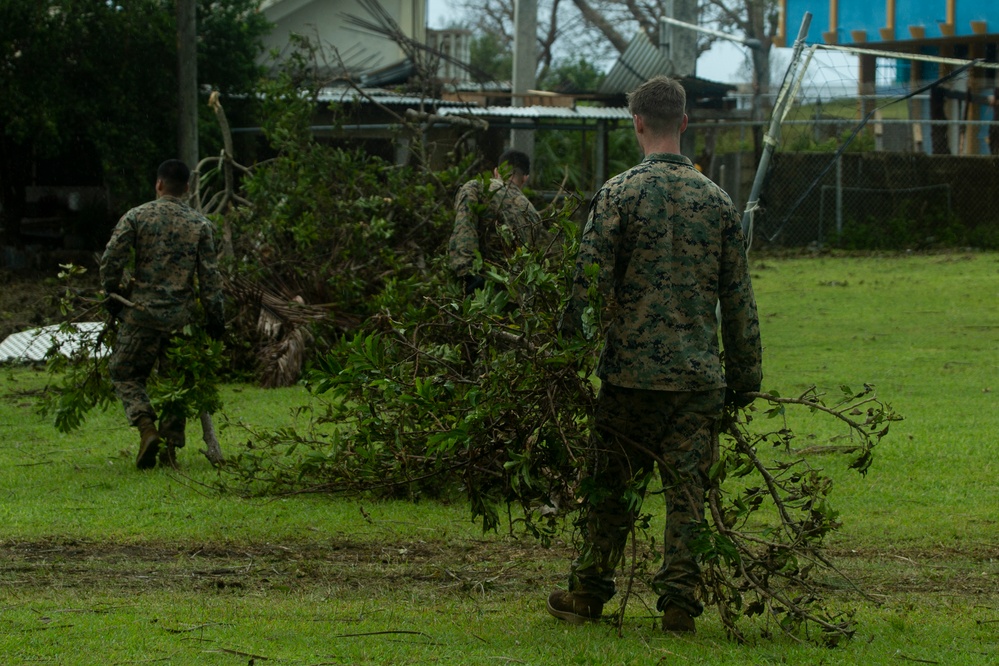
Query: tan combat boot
135 416 161 469
661 603 696 633
546 590 603 625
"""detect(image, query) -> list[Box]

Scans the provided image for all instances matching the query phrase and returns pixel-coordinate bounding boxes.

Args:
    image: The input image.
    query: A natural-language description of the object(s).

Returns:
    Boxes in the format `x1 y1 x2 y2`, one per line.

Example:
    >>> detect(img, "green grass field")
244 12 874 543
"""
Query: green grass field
1 252 996 665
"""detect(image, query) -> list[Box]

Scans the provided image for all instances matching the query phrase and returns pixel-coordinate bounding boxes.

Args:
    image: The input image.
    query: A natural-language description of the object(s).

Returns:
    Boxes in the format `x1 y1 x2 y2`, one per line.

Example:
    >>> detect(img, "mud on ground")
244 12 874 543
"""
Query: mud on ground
1 537 996 602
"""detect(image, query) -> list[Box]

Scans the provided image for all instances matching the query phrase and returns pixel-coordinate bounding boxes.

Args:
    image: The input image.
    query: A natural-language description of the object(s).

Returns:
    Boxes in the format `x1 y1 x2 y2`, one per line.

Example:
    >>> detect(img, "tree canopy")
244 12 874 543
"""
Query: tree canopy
0 0 270 246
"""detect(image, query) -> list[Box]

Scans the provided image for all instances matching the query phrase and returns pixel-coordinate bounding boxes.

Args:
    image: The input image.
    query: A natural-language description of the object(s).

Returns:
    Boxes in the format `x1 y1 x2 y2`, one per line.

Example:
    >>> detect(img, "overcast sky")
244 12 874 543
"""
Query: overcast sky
425 0 750 83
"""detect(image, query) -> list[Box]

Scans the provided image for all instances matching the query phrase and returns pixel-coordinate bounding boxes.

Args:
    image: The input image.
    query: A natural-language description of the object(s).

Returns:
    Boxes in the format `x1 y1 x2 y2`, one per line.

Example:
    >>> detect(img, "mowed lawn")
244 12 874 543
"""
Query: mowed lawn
751 252 996 551
0 251 996 665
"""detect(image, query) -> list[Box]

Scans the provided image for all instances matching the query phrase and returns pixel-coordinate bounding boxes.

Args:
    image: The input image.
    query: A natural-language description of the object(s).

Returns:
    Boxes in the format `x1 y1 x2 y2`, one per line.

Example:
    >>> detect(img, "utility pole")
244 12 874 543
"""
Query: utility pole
662 0 700 160
511 0 536 158
662 0 699 77
177 0 199 175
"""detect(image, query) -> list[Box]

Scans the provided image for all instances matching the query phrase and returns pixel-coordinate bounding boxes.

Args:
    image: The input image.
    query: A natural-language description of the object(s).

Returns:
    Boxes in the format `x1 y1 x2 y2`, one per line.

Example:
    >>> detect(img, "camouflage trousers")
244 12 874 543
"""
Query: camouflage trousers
567 383 724 617
108 322 186 447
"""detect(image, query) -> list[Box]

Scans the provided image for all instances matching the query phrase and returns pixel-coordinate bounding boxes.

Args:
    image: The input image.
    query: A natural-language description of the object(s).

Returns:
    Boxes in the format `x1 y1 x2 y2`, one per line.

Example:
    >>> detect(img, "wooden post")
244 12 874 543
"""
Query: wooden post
177 0 199 172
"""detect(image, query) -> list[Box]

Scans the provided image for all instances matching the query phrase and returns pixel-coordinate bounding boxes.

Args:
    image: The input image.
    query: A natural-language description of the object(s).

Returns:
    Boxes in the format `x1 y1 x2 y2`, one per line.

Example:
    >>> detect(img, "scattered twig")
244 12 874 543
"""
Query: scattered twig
332 629 437 642
204 646 271 660
895 653 941 664
164 622 230 634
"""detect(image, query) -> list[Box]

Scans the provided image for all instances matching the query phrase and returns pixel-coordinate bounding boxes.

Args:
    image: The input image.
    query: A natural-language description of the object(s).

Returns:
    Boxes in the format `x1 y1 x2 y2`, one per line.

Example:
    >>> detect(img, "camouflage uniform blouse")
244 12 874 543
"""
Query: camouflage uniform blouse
100 195 224 333
563 152 762 392
448 177 543 276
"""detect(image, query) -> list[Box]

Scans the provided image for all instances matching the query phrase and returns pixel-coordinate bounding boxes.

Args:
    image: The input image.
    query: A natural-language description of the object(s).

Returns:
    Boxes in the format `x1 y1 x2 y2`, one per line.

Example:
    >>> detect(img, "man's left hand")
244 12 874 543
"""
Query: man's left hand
463 274 485 295
725 388 756 409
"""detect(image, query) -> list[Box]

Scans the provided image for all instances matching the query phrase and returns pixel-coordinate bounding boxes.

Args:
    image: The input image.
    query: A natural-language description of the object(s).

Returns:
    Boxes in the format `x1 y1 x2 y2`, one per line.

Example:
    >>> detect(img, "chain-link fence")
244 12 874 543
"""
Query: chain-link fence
755 150 999 248
693 94 999 249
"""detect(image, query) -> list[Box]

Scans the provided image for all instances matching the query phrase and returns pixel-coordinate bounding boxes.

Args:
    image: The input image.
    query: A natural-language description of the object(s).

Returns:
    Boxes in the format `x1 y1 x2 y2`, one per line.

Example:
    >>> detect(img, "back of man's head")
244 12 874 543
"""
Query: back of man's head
157 159 191 196
627 76 686 136
497 149 531 177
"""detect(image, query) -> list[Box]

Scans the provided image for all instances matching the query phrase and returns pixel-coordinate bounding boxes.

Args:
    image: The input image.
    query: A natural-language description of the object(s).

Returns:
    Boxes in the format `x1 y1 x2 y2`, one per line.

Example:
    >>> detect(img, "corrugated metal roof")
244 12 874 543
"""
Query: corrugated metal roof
0 323 107 363
436 105 631 120
317 86 466 107
600 30 674 94
314 83 635 121
447 81 512 92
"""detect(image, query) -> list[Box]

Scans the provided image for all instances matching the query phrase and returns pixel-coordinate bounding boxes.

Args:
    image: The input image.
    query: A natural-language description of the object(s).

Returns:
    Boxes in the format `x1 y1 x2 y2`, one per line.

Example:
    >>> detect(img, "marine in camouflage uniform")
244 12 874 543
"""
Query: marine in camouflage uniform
448 149 544 293
100 159 225 469
547 77 763 632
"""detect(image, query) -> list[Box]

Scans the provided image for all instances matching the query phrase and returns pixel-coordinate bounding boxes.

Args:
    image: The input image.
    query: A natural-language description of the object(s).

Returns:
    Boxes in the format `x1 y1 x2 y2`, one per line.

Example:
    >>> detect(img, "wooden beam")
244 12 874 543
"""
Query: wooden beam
879 0 895 41
827 0 839 44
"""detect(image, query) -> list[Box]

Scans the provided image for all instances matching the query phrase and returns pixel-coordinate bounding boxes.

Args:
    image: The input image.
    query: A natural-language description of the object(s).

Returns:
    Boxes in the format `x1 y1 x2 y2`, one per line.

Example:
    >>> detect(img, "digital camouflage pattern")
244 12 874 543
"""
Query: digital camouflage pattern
100 195 224 332
568 385 724 617
100 195 224 432
560 151 762 618
562 152 762 393
107 322 188 439
448 177 544 276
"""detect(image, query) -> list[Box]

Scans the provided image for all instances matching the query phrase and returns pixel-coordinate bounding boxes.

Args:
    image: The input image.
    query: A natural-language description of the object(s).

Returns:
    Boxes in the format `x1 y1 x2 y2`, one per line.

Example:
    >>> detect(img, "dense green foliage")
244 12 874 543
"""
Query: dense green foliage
0 0 269 245
532 123 639 195
227 52 467 336
538 58 605 93
225 207 587 538
468 31 513 83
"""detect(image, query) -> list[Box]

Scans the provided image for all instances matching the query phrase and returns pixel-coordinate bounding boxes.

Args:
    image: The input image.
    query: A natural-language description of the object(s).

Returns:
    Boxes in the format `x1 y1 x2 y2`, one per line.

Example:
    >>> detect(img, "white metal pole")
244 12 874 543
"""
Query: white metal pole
740 12 813 243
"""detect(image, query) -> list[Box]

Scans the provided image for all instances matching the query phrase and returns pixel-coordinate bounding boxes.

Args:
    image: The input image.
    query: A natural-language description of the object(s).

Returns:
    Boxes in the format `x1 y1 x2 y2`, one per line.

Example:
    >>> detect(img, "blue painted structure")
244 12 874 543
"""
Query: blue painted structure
778 1 998 155
780 0 996 46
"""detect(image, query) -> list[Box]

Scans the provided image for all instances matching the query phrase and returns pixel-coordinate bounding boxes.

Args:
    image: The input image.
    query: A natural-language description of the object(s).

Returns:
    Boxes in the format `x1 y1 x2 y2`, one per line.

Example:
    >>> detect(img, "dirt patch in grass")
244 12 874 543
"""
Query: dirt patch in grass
0 537 566 594
824 544 999 597
2 537 995 600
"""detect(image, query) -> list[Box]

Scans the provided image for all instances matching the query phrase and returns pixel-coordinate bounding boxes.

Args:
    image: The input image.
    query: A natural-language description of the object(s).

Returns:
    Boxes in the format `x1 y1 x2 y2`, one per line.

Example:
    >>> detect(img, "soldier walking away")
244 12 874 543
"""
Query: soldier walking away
547 76 763 633
100 159 225 469
448 149 545 295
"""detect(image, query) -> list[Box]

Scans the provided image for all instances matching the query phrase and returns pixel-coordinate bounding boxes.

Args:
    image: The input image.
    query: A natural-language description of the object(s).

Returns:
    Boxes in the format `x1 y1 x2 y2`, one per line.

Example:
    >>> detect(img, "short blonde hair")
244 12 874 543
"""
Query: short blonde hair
627 76 686 135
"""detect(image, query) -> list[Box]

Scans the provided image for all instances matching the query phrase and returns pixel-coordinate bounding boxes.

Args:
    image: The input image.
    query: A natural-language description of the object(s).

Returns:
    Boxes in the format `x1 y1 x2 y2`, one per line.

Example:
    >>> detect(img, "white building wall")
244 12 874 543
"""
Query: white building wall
260 0 426 74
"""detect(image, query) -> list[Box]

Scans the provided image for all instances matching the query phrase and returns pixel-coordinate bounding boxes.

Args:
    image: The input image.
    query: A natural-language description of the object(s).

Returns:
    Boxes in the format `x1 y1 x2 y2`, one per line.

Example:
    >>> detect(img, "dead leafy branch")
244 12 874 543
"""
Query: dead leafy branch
696 385 901 644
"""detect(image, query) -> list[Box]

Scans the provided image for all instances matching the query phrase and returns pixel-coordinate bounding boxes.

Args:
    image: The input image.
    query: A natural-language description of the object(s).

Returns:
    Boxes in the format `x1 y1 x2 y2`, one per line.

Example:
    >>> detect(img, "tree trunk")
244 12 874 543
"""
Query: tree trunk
177 0 199 171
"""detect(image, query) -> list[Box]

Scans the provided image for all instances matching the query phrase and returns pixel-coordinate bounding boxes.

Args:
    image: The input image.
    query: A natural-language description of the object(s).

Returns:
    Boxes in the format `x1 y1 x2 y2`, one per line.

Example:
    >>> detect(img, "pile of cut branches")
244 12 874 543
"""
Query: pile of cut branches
219 194 901 642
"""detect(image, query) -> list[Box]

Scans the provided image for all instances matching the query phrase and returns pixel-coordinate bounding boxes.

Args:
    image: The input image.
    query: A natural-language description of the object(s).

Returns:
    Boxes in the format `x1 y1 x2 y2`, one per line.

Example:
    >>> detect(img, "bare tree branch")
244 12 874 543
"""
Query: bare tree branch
570 0 630 52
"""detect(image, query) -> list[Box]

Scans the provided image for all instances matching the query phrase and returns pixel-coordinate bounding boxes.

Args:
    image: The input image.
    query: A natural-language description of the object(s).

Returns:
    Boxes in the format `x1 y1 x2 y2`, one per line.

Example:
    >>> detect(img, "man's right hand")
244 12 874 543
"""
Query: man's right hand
725 388 756 409
104 293 124 319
